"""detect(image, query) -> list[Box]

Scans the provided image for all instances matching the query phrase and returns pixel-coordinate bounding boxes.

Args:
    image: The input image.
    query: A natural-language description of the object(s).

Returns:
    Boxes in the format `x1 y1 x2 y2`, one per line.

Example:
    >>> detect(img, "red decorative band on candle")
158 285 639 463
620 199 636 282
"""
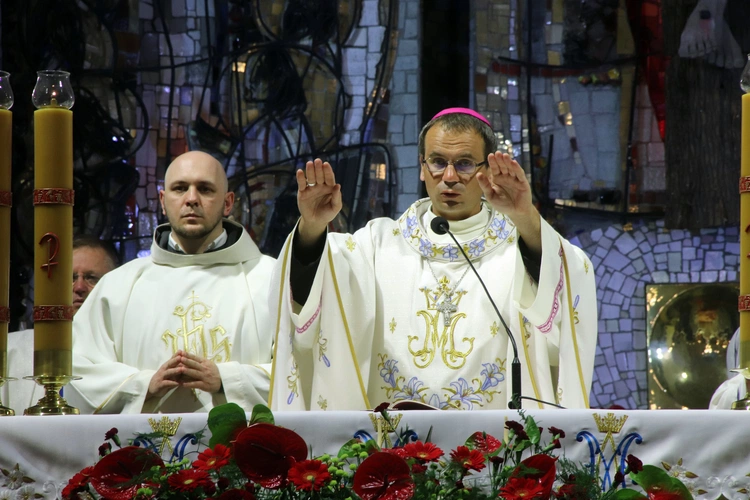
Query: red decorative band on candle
741 177 750 193
0 306 9 323
0 190 11 207
740 295 750 312
33 305 75 321
33 188 75 206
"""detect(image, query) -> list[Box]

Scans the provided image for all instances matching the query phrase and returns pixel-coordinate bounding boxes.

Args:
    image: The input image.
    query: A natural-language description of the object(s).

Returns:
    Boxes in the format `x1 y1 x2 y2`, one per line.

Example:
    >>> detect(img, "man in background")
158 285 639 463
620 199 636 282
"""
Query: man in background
2 237 118 412
69 150 275 414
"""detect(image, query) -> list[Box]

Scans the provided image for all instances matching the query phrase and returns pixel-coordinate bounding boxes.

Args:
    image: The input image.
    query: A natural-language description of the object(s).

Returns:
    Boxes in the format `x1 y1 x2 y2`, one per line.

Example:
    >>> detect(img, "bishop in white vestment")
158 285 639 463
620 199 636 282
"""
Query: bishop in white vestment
269 109 597 411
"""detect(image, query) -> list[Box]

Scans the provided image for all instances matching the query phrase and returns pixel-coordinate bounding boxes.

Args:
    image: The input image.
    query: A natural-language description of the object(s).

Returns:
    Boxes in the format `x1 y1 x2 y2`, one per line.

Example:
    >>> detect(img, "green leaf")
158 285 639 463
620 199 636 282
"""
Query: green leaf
249 404 275 425
630 465 693 500
362 438 381 455
207 402 248 448
610 489 648 500
524 416 541 445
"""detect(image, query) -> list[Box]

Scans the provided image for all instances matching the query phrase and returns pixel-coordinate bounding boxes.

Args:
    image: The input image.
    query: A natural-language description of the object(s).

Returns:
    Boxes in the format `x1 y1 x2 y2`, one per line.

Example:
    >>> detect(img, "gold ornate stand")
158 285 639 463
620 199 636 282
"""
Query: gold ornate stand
0 377 16 415
24 375 80 415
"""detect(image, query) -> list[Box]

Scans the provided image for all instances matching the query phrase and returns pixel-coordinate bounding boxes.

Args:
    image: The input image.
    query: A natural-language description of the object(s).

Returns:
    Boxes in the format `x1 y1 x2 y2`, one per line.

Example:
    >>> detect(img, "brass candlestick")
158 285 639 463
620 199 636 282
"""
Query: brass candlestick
24 376 79 415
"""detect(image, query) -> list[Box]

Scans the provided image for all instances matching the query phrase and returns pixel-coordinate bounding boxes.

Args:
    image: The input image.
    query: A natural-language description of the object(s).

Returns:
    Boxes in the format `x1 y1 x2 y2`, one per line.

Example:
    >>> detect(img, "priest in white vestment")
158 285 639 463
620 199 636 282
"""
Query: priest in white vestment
269 108 597 411
709 329 747 409
68 151 275 414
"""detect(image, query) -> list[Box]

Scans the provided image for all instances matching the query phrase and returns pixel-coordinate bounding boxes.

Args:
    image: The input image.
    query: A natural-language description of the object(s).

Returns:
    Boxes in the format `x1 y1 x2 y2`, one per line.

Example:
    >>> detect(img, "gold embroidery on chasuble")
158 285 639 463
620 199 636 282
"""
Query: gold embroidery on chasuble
490 321 499 337
345 236 356 251
389 318 397 333
410 276 475 370
161 291 232 362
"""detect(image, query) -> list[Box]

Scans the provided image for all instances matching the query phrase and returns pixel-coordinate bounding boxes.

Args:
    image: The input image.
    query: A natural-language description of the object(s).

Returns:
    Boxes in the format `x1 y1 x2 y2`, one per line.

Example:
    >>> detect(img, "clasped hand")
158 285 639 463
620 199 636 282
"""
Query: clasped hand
147 350 222 399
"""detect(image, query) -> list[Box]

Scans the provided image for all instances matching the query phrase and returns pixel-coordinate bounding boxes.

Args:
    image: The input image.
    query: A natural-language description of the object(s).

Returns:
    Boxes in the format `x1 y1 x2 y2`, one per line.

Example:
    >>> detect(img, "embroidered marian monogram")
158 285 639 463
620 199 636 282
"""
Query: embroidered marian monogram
162 291 232 362
410 276 475 370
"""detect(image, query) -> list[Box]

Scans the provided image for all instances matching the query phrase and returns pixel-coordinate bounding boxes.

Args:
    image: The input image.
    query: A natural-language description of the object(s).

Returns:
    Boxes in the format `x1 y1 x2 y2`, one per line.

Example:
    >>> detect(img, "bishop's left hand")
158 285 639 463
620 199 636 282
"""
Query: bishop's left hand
476 151 534 222
177 351 223 394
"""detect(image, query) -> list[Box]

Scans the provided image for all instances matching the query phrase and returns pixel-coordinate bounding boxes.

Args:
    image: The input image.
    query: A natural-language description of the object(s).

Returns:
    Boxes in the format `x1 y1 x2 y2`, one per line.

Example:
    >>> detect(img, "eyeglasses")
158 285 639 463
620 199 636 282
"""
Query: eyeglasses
73 273 101 287
422 156 488 176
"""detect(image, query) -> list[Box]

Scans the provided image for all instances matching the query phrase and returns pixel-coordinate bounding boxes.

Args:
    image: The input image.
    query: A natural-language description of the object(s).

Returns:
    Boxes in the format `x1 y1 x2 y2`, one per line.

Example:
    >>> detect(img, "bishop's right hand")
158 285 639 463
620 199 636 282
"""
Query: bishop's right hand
296 158 342 247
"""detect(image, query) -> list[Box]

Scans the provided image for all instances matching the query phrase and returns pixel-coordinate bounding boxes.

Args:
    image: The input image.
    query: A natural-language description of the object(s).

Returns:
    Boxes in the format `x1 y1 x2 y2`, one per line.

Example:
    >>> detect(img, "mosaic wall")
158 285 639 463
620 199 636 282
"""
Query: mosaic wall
386 0 421 214
118 0 406 257
470 0 667 210
572 221 739 409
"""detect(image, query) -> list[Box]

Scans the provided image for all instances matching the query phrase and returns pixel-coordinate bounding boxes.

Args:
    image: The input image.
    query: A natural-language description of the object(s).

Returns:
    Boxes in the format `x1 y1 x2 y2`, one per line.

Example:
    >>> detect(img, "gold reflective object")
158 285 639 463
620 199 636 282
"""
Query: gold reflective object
647 283 739 409
24 350 79 415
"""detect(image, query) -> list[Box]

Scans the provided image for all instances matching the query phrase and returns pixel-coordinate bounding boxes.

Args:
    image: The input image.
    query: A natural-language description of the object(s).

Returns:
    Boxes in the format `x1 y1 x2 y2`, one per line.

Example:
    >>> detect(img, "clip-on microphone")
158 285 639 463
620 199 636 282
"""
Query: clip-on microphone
430 216 522 409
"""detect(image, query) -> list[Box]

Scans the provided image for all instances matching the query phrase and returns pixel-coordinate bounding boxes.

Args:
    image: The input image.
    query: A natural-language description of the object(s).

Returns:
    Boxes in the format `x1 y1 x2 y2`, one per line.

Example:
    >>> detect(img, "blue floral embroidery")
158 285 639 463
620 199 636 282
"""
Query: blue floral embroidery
428 394 452 409
380 358 399 388
445 379 483 409
479 362 504 391
378 353 504 409
393 377 426 401
398 200 512 262
490 216 510 239
468 239 486 257
442 245 459 261
402 215 418 239
419 238 434 257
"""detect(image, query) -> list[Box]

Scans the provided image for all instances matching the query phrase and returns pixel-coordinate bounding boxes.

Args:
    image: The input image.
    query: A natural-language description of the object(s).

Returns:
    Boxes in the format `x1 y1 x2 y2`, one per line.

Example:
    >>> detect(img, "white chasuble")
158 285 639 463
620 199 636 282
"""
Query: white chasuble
269 199 597 411
69 220 276 414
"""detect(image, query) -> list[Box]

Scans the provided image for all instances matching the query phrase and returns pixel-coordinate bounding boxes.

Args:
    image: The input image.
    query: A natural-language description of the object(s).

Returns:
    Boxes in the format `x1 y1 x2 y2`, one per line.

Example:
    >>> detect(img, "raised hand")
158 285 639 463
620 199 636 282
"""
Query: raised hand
476 152 533 221
477 152 541 253
296 158 342 246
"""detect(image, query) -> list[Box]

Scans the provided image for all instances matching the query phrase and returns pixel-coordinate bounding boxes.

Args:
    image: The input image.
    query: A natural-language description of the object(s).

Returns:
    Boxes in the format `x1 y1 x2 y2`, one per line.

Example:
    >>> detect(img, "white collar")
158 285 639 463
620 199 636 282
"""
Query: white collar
168 229 228 254
422 202 492 245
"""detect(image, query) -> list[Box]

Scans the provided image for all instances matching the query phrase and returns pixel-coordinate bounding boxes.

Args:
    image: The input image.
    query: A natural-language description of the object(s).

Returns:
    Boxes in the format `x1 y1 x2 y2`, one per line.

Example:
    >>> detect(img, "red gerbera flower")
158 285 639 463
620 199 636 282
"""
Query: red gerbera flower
499 476 546 500
467 432 502 455
403 441 444 462
193 444 232 471
61 466 94 499
450 446 485 472
288 460 331 492
353 452 415 500
167 469 213 492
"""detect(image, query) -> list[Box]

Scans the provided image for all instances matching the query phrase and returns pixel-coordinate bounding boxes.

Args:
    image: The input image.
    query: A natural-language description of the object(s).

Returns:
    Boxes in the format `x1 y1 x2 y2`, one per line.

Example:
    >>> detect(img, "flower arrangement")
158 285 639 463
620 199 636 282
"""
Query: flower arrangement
61 404 693 500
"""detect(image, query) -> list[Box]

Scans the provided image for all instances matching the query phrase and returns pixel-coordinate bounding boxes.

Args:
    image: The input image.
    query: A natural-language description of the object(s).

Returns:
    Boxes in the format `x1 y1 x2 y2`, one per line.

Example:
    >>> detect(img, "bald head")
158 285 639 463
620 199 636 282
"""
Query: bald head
159 151 235 254
165 151 229 193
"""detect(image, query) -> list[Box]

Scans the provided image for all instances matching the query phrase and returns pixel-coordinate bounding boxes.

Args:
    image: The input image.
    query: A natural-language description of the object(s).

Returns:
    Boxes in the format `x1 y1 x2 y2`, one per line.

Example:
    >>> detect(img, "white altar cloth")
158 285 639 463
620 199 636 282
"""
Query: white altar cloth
0 409 747 499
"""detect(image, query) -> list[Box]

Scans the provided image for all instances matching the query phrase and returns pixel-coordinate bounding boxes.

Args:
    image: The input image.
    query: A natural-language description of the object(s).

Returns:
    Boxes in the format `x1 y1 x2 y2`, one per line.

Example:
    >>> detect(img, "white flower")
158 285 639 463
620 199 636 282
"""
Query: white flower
13 486 34 500
0 488 14 500
3 465 25 490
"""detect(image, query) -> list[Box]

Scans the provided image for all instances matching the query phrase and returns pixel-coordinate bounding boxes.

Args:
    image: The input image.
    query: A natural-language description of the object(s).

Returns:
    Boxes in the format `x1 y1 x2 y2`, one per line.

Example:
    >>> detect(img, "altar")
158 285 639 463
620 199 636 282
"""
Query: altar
0 409 748 499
